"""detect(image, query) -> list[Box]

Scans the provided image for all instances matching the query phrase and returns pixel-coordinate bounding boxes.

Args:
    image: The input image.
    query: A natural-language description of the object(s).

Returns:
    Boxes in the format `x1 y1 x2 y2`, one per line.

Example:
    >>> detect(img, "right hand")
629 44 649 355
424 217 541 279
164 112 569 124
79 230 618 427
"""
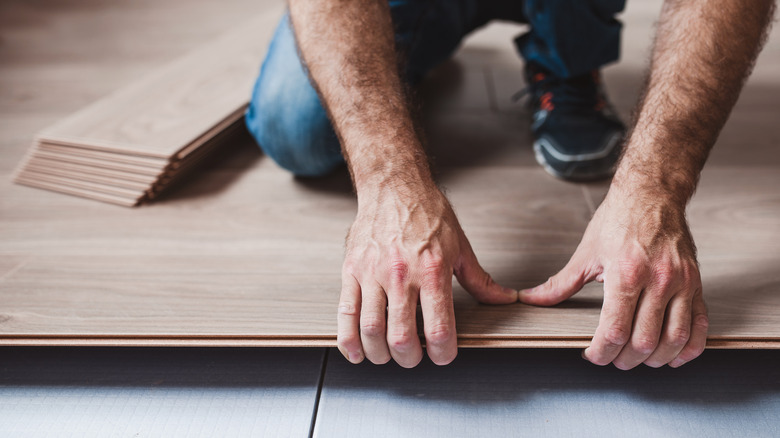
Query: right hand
336 182 518 368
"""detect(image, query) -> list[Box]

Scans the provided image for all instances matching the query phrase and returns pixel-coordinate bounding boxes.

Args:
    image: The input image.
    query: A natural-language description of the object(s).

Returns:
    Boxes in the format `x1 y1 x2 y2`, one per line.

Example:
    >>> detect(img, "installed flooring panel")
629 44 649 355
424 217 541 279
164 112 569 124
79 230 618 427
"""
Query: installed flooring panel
2 0 780 347
313 348 780 438
0 347 324 437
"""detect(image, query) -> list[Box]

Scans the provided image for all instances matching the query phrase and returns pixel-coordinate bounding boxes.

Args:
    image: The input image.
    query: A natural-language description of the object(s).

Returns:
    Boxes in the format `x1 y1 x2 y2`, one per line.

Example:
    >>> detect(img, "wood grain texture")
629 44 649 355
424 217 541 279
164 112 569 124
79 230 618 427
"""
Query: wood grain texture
34 12 281 158
21 163 152 191
1 0 779 348
37 143 169 169
11 5 281 206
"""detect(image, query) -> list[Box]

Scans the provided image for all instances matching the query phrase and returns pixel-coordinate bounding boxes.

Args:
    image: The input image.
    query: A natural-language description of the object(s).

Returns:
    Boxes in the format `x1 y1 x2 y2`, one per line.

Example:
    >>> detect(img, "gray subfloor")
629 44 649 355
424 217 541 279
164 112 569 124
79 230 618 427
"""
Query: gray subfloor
1 348 778 437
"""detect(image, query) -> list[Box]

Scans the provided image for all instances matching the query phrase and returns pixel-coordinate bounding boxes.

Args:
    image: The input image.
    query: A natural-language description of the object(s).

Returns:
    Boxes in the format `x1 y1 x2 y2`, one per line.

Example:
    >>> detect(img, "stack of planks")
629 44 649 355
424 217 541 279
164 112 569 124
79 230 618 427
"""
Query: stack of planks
13 7 283 207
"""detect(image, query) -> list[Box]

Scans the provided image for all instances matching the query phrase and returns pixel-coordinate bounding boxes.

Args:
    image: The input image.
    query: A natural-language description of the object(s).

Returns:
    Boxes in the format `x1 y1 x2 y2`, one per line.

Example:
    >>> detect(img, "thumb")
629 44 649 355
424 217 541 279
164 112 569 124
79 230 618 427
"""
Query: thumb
519 253 590 306
455 241 517 305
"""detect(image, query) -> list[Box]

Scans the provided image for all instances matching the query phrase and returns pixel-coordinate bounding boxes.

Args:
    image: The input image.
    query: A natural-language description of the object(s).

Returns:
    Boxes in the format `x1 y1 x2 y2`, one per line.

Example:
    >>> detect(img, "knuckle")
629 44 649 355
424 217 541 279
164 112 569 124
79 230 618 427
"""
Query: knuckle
667 326 691 347
604 326 631 347
633 337 658 355
422 254 446 277
694 314 710 330
618 258 645 287
425 324 452 346
360 317 386 338
652 264 676 292
679 263 698 291
338 302 359 317
388 330 416 351
388 259 409 284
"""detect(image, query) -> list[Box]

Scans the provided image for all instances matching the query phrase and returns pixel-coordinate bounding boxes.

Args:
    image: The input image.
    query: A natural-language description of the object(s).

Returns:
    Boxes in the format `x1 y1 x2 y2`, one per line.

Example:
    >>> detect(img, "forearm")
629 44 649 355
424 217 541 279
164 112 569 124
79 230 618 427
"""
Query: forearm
613 0 775 206
288 0 434 200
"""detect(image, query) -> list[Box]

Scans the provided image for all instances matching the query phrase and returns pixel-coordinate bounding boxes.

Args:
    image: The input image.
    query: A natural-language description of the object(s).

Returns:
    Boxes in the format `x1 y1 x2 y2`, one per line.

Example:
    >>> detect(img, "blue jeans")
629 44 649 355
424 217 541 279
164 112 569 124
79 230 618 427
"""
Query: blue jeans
245 0 626 177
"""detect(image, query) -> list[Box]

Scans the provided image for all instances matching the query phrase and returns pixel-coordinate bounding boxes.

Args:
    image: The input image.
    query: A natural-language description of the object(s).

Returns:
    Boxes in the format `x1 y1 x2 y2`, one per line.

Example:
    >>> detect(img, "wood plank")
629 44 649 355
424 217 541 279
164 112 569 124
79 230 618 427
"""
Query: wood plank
28 149 167 176
14 177 140 207
23 156 161 184
2 0 780 349
17 169 146 199
37 142 169 169
34 9 282 158
3 165 780 347
22 162 151 191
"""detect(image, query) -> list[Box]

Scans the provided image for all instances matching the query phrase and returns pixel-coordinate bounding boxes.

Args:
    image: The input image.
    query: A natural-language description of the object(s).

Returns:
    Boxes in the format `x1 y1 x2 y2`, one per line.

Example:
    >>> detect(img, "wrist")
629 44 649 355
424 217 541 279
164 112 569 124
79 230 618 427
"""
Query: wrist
611 147 696 210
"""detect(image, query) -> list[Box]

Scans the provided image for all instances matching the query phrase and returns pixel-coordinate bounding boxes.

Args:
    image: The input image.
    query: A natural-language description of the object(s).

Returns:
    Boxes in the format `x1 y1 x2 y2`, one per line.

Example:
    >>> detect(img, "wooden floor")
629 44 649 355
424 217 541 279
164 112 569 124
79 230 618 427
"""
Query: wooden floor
1 0 780 348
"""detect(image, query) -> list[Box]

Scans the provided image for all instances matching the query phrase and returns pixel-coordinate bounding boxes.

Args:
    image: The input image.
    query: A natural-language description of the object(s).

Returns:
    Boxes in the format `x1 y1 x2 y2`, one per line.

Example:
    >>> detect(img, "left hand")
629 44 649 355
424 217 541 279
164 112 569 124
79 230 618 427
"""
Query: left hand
518 186 709 369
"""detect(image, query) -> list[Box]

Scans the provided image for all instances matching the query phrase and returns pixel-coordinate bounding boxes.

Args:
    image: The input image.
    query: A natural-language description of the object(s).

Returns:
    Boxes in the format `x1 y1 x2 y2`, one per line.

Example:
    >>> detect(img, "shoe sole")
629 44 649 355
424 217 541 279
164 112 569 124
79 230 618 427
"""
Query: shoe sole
533 135 620 183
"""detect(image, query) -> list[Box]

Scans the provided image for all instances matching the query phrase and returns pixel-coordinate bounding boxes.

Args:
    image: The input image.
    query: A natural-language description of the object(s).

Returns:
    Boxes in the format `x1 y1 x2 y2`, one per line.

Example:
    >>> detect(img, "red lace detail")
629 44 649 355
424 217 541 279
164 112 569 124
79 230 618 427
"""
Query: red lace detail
541 92 555 111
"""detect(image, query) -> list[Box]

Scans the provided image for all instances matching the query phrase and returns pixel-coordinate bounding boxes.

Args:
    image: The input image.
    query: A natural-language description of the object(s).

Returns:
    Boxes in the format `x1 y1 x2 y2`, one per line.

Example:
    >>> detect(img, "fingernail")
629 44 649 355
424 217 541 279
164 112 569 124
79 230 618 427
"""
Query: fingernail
581 349 588 361
349 351 362 364
669 358 685 368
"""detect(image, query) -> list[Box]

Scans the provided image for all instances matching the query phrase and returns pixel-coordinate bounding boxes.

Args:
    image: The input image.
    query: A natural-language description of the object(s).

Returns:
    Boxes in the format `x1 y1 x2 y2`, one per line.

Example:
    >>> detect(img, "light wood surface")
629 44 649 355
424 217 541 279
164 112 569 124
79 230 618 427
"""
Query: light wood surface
1 0 779 348
11 5 281 205
37 143 169 168
33 15 279 158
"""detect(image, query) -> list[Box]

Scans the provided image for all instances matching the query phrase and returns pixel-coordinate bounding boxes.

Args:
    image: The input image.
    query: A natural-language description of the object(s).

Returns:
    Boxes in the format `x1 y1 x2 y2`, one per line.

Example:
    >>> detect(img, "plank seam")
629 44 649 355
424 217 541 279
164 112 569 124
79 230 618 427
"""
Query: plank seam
309 348 329 438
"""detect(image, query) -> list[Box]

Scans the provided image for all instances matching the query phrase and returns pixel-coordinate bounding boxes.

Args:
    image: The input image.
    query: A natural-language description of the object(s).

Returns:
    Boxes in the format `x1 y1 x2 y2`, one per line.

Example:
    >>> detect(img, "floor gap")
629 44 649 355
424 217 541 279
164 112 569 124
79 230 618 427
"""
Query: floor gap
308 348 330 438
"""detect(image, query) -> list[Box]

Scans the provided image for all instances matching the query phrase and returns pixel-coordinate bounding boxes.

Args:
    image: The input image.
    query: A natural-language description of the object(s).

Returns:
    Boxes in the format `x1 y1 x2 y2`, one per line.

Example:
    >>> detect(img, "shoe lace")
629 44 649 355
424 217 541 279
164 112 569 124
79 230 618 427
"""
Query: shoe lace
512 70 606 112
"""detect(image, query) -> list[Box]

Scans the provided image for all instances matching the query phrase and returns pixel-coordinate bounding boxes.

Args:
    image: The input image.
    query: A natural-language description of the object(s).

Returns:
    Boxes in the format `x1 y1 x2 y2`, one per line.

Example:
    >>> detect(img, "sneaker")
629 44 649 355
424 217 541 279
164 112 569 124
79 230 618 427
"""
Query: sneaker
518 63 626 182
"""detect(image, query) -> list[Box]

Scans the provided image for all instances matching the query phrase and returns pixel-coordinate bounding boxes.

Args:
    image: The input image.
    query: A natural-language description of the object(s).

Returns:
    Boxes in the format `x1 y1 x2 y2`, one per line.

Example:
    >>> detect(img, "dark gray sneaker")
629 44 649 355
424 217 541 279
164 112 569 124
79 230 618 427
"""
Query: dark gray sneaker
521 63 625 182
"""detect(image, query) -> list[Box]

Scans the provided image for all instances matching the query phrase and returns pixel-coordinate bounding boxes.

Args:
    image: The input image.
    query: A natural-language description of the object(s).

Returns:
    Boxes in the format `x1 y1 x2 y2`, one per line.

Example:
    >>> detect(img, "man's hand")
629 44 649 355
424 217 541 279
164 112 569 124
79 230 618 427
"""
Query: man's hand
518 0 774 369
337 182 517 367
519 185 708 369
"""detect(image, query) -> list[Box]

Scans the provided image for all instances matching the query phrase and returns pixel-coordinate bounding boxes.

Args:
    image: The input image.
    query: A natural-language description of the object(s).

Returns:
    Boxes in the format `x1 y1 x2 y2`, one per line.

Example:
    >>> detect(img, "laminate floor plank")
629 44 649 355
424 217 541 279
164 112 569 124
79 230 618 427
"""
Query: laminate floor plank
34 9 282 158
28 149 167 176
37 143 170 168
2 0 780 348
21 156 162 184
3 162 779 346
22 163 152 191
13 177 141 207
17 169 146 199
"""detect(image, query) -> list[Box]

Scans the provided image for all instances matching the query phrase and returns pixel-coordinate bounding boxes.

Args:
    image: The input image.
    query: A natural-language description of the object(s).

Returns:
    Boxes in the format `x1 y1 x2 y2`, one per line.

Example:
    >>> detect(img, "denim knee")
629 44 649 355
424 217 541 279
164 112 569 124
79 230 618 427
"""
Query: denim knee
244 14 344 177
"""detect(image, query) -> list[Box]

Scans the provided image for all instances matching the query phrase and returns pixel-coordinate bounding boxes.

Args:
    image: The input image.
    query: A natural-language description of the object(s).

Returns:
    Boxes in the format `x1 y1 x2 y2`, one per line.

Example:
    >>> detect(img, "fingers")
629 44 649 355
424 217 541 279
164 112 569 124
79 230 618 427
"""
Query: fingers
519 252 590 306
337 273 364 364
386 283 423 368
359 283 391 364
643 292 692 368
583 265 645 366
587 262 707 370
670 289 709 368
612 283 671 370
419 262 457 366
455 239 517 304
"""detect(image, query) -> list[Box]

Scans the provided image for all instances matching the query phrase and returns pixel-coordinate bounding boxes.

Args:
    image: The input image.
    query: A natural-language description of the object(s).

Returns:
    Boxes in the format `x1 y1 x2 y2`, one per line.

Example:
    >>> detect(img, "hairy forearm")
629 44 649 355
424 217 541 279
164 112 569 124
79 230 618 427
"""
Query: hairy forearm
288 0 433 199
613 0 775 206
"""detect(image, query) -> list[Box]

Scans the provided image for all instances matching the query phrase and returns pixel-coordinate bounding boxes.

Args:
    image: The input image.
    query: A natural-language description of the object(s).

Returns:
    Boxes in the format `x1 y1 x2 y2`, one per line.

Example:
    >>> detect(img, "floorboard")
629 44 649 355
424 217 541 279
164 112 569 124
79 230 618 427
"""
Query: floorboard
1 0 780 347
